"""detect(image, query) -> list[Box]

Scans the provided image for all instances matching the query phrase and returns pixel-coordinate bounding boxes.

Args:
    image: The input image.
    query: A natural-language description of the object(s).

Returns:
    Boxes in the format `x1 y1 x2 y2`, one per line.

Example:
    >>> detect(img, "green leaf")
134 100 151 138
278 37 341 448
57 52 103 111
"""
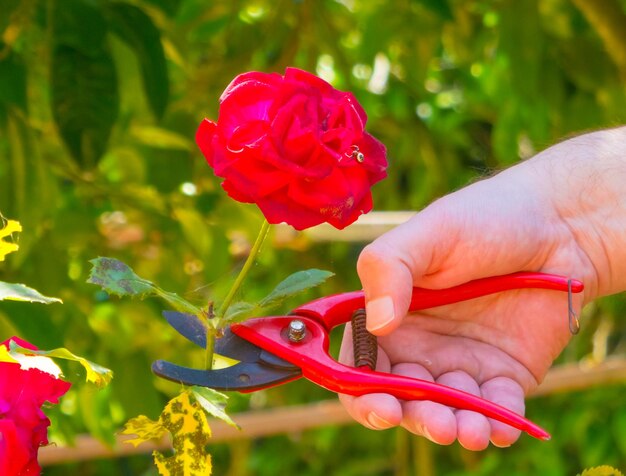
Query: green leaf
9 341 113 387
412 0 453 21
0 45 27 113
223 301 257 323
52 0 108 55
258 269 335 309
221 270 334 324
143 0 183 17
191 386 239 429
106 2 169 119
0 282 62 304
131 125 194 151
0 0 20 33
51 45 119 168
87 257 155 297
87 257 201 315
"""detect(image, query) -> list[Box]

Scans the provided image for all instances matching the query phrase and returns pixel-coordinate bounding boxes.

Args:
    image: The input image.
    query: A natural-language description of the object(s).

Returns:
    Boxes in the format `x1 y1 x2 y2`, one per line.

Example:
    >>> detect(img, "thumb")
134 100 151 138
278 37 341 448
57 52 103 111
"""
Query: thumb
357 212 443 336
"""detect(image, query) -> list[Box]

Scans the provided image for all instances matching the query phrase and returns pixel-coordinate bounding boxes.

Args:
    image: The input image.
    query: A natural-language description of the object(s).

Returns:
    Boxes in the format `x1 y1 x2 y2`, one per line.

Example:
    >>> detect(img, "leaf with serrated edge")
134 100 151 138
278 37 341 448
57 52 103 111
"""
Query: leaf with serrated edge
87 257 155 297
191 386 239 429
0 282 62 304
152 390 212 475
259 269 334 309
0 219 21 261
87 257 201 315
121 415 168 448
9 341 113 387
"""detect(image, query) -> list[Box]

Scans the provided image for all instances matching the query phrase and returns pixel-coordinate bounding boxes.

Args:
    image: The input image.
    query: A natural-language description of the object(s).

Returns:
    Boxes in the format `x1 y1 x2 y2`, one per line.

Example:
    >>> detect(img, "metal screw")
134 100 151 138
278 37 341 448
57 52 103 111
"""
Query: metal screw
288 319 306 342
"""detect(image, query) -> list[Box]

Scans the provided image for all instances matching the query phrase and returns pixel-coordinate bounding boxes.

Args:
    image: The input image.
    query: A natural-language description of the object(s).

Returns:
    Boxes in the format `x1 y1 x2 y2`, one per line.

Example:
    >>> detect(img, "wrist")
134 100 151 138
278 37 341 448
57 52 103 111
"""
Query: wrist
525 127 626 300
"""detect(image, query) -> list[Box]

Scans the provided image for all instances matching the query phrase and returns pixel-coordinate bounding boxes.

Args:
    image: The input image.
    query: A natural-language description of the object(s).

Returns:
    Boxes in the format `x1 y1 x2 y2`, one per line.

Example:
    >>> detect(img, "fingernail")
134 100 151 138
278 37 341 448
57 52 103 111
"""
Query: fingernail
367 412 392 429
366 296 395 332
493 442 512 448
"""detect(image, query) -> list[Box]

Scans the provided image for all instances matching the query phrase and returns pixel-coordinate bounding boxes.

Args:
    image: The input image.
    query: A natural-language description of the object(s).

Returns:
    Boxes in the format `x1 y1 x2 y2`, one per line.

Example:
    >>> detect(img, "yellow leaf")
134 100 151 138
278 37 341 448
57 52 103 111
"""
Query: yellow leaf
9 342 113 387
121 415 168 448
0 219 21 261
123 390 213 476
0 346 18 364
0 343 63 378
154 390 212 476
580 466 625 476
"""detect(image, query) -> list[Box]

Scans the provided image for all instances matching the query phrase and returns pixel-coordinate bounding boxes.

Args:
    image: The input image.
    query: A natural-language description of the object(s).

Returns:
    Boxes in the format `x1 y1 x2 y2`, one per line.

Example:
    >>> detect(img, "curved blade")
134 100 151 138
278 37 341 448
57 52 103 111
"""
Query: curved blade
163 311 208 348
152 360 301 391
163 312 282 364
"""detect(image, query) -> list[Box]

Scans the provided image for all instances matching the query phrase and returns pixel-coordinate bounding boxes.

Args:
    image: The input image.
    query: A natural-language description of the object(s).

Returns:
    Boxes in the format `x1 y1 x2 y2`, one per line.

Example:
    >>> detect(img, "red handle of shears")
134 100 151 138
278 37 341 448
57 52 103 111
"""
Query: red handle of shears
234 272 584 440
292 271 584 329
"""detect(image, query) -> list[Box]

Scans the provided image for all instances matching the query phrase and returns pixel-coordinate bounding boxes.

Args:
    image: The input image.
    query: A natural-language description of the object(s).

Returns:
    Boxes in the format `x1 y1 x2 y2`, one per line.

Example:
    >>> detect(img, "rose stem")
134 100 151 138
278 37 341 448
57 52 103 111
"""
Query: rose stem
205 219 271 370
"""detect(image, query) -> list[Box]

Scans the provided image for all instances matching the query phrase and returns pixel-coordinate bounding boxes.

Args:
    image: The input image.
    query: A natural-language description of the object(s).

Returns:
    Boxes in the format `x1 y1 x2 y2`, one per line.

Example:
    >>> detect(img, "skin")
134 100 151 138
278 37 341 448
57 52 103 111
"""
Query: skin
339 126 626 450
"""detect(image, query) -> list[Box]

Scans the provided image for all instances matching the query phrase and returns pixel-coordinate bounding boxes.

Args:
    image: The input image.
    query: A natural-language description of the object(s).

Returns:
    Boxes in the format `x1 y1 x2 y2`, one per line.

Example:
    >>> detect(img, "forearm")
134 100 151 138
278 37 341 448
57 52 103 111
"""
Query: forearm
523 126 626 299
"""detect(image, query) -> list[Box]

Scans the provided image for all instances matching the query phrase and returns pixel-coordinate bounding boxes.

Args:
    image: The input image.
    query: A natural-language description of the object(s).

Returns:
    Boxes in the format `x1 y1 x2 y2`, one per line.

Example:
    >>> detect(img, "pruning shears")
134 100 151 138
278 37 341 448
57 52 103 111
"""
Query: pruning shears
153 272 584 441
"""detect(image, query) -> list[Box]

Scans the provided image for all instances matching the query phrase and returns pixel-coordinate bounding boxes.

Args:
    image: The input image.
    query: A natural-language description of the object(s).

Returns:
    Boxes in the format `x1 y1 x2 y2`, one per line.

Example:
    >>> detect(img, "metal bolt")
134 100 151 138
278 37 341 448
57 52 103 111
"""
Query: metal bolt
288 319 306 342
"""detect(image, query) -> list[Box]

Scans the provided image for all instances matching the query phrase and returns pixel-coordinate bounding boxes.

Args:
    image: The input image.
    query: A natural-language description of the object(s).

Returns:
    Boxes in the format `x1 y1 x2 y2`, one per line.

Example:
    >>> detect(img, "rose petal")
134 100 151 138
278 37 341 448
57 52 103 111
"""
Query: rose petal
223 154 290 199
196 67 388 230
285 166 372 229
354 132 388 182
196 119 218 167
218 80 276 137
0 338 71 476
0 420 30 475
227 120 269 153
284 67 339 99
255 195 326 230
220 71 282 103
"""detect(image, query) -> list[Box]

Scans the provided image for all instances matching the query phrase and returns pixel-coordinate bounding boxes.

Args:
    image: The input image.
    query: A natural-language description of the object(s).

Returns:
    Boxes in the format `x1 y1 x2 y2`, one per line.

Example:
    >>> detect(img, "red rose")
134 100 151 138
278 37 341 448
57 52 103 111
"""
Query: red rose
0 337 71 476
196 68 387 230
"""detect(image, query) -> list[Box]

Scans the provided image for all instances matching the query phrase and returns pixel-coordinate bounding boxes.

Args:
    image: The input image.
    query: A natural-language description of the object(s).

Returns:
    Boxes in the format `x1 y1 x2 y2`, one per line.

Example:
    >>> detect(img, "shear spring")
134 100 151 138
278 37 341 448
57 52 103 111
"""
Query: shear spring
351 309 378 370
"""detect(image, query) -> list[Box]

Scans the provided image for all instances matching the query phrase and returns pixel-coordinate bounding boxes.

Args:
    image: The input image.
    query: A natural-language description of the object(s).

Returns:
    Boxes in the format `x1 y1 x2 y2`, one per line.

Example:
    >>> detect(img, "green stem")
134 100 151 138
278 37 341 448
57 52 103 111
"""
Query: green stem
204 325 216 370
218 219 271 319
205 219 271 369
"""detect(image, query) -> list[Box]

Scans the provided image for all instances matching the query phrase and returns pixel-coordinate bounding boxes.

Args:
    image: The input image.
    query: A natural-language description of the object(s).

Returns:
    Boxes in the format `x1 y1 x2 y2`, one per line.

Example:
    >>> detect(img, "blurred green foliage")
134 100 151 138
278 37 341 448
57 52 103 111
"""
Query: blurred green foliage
1 0 626 474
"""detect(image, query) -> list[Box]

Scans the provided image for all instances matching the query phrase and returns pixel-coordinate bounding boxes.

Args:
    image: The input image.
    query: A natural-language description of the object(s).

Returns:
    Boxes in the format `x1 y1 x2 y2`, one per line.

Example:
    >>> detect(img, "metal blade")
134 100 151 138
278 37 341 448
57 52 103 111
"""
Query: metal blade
163 312 296 370
152 360 301 391
163 311 207 348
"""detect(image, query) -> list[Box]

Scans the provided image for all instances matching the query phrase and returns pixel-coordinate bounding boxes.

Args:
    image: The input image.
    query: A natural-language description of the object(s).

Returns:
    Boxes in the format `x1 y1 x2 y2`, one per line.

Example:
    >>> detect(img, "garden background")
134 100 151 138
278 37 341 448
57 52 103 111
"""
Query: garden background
2 0 626 474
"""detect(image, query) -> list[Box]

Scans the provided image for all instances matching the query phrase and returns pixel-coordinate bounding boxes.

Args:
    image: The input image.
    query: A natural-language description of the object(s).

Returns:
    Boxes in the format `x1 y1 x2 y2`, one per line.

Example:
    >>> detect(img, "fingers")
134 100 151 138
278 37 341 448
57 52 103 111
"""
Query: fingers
480 377 524 447
357 213 444 335
338 393 402 430
338 325 402 430
399 367 520 450
437 371 491 451
338 328 526 448
357 240 414 336
357 208 462 336
394 363 457 445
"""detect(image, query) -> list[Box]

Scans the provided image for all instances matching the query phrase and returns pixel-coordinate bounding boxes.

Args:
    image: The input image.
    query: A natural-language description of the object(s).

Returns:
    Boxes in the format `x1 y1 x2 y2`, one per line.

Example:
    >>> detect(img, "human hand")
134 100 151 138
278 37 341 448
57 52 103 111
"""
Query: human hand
339 127 626 450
